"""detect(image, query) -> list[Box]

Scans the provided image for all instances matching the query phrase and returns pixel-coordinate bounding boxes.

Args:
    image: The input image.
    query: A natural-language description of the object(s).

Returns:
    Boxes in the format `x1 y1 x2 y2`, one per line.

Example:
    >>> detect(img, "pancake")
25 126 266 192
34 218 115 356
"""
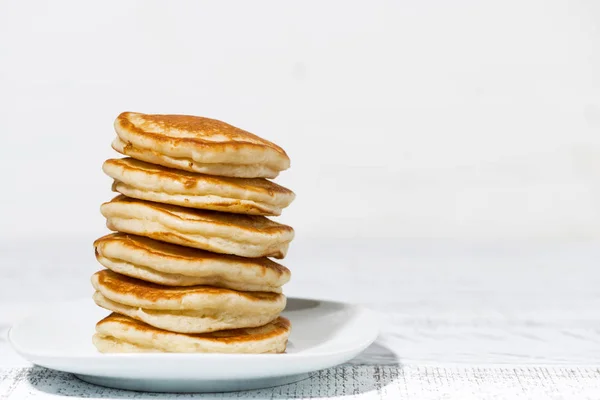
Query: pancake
113 112 290 178
100 195 294 258
103 158 295 216
94 313 290 353
91 270 286 333
94 233 290 292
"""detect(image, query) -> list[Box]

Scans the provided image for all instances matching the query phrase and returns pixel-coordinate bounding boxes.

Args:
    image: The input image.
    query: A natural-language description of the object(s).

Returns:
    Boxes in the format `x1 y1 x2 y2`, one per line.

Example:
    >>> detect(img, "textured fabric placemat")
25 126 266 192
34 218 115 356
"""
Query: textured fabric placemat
2 365 600 400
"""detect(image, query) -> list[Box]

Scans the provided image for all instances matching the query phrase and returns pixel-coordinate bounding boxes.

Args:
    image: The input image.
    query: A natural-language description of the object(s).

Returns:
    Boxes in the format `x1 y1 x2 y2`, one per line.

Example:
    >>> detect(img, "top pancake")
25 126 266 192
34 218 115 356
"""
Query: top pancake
103 158 295 216
113 112 290 178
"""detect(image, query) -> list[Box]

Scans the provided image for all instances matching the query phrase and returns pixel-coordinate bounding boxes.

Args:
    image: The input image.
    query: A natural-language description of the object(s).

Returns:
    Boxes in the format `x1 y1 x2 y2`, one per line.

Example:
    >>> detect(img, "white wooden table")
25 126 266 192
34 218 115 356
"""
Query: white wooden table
2 236 600 399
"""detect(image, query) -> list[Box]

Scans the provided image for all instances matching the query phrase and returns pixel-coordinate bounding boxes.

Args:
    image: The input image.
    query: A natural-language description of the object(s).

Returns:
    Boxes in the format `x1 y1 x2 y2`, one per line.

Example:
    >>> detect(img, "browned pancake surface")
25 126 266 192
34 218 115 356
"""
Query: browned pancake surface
97 313 291 343
103 195 294 234
94 233 289 277
116 112 289 163
104 158 293 195
92 270 282 302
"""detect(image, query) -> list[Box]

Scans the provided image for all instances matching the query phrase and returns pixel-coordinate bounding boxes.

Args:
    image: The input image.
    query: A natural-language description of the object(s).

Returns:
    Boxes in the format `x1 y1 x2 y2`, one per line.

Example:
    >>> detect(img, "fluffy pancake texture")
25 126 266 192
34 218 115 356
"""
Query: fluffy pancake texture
92 110 296 353
94 313 291 353
94 233 290 292
91 270 286 333
103 158 295 216
100 195 294 258
113 112 290 178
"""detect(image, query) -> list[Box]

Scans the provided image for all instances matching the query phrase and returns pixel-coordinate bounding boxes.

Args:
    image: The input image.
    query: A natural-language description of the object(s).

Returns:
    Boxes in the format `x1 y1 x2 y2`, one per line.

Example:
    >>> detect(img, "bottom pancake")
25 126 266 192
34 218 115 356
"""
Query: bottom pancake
93 313 290 353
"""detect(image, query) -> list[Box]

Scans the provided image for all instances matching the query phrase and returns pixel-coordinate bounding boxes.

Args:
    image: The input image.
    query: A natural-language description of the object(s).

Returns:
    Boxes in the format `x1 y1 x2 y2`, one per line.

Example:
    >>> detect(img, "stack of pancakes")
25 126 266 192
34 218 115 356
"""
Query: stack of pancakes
91 112 295 353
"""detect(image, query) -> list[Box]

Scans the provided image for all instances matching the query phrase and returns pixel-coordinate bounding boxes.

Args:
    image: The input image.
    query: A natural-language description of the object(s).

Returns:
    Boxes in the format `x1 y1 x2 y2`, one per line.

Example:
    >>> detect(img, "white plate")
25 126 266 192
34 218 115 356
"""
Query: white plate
9 297 378 393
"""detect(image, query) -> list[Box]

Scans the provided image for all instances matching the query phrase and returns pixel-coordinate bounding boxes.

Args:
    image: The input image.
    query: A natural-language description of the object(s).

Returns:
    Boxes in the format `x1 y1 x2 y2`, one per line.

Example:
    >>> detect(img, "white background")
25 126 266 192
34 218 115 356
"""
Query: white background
2 0 600 242
3 2 600 384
